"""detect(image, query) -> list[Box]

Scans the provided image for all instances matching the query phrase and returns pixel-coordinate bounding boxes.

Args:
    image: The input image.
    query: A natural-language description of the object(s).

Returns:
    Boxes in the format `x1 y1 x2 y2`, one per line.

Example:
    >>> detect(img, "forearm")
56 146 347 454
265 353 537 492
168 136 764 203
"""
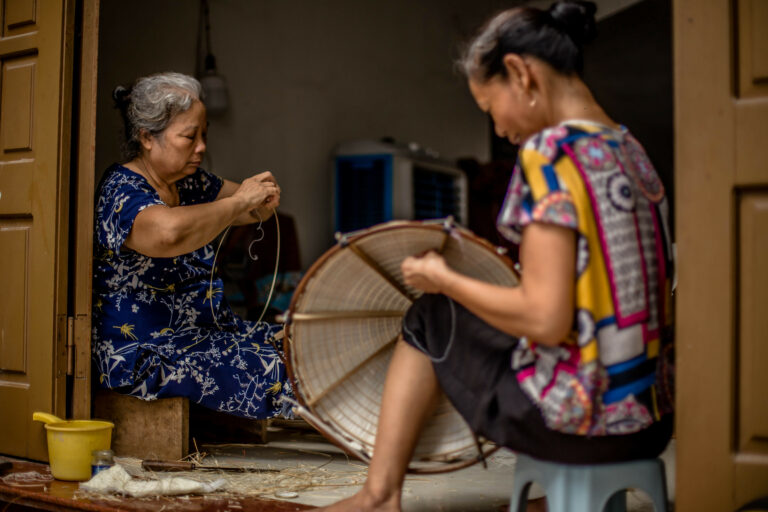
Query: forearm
439 270 568 345
125 196 246 257
403 223 576 346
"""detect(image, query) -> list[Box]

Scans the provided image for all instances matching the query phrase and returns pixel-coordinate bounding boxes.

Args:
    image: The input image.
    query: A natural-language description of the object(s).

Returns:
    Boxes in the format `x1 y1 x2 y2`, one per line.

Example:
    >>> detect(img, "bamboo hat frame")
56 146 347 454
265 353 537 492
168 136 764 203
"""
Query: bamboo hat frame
283 218 519 473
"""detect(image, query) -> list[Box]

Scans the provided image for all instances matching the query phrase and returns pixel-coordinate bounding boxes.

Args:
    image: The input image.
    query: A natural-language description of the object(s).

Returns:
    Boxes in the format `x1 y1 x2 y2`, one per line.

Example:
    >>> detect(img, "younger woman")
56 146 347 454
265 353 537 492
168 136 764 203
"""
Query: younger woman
320 1 673 510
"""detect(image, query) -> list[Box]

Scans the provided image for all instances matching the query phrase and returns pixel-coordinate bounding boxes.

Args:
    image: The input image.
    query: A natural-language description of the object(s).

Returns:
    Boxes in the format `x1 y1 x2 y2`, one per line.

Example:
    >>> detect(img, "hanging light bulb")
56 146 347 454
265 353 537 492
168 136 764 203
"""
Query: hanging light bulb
199 0 228 116
201 54 229 116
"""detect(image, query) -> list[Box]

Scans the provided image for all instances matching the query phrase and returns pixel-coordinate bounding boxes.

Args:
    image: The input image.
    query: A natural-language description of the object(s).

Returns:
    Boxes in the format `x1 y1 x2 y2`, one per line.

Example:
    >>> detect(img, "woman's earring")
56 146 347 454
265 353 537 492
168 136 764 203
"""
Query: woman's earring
529 96 537 108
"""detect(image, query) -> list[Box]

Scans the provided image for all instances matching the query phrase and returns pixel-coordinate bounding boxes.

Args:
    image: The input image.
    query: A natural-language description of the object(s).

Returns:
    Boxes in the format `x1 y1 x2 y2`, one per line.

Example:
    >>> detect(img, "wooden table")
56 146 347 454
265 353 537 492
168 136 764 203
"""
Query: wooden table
0 459 311 511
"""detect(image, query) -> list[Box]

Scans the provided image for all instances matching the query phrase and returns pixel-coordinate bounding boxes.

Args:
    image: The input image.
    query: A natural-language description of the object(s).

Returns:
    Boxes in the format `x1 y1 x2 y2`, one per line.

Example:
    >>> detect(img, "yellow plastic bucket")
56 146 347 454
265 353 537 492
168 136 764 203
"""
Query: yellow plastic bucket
33 412 114 481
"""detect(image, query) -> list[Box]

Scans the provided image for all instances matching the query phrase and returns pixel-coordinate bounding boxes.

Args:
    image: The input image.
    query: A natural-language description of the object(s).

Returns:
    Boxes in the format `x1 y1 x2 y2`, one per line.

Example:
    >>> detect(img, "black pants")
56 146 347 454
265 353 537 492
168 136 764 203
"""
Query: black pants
401 294 672 464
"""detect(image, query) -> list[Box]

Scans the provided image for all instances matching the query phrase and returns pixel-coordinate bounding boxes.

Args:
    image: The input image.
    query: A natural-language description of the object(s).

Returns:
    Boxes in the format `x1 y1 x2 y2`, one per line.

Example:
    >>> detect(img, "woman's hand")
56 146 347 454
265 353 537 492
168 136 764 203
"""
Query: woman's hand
232 172 281 214
401 251 451 294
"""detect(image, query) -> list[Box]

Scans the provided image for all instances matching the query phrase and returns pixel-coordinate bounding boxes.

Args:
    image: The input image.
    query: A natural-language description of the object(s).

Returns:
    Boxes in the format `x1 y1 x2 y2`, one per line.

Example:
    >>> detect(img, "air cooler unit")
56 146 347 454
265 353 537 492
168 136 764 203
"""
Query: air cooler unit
333 140 468 234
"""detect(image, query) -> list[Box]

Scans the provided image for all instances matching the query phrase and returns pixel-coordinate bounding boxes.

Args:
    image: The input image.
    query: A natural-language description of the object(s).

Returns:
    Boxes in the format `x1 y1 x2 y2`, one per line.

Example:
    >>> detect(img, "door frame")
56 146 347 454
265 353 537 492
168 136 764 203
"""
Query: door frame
70 0 99 419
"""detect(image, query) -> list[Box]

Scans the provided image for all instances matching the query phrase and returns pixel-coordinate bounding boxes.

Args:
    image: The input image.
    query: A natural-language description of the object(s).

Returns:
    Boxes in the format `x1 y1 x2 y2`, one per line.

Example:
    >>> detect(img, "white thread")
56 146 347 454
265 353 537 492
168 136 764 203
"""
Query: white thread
256 210 280 325
240 209 281 338
210 224 232 330
208 209 281 335
247 211 265 261
208 202 282 334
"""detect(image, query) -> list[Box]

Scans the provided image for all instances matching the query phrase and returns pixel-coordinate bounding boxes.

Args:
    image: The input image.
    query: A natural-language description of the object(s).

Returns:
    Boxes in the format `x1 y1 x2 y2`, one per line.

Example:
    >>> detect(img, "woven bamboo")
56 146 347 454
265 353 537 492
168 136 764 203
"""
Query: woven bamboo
284 219 519 473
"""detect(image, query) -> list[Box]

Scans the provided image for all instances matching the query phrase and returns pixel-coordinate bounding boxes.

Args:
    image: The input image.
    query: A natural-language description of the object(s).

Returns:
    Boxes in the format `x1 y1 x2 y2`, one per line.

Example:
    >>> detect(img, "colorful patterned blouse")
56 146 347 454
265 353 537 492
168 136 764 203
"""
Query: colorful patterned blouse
498 121 674 436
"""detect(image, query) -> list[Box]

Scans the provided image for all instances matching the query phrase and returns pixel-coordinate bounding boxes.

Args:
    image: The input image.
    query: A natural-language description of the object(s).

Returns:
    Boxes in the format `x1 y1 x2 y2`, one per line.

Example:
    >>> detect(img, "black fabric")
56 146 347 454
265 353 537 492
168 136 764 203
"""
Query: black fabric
606 358 656 390
402 294 673 464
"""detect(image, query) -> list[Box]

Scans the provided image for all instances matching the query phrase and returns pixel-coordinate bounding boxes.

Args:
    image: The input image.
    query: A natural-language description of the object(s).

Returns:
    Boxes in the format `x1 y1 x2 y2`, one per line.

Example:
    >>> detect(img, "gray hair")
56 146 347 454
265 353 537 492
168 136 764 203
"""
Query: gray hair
113 72 203 160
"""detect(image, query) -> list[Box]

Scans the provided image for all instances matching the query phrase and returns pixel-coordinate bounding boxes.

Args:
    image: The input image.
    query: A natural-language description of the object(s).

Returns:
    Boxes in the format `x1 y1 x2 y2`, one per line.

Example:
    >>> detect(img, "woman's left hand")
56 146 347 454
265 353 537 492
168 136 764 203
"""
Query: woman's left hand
238 172 280 216
255 172 281 209
219 172 281 222
401 251 451 294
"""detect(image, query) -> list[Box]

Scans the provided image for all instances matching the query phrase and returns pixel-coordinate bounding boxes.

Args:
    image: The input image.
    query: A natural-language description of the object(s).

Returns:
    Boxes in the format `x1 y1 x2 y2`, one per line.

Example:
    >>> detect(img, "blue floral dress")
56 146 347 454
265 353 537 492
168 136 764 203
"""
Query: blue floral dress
92 164 292 419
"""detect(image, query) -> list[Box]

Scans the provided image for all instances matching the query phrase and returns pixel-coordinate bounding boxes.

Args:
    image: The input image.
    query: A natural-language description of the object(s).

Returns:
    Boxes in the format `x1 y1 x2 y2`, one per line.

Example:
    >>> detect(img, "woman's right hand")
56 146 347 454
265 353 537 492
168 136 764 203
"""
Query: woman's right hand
232 172 281 212
401 251 452 294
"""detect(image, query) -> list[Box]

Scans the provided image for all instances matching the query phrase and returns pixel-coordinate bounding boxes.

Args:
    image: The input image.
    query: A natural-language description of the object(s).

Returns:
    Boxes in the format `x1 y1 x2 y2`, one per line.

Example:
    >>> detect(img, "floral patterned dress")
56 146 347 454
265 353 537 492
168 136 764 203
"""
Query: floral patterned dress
92 164 292 419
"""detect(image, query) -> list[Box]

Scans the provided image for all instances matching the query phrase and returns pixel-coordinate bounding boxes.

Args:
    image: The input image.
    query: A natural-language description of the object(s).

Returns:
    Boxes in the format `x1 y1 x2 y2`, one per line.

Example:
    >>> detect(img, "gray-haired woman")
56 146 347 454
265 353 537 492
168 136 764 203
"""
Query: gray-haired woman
92 71 292 419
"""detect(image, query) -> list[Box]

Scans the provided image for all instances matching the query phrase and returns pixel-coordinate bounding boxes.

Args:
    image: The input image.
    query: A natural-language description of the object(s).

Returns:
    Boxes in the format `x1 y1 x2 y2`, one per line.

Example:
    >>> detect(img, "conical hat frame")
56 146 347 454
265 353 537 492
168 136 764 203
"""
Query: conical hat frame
283 218 519 473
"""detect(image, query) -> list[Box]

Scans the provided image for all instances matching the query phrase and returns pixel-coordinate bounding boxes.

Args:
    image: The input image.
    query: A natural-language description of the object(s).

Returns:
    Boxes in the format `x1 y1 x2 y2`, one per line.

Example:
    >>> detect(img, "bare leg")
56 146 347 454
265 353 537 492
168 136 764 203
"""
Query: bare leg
315 339 441 511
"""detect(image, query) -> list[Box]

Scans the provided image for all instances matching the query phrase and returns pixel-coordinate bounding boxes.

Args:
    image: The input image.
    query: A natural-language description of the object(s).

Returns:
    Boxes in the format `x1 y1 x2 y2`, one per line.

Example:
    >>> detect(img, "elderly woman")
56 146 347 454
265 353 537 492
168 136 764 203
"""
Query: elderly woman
92 72 291 419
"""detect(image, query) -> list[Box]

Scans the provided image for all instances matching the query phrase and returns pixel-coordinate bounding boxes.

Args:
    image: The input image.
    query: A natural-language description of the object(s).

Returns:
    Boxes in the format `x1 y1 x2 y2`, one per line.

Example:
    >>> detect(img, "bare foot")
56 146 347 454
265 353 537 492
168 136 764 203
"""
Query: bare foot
311 486 400 512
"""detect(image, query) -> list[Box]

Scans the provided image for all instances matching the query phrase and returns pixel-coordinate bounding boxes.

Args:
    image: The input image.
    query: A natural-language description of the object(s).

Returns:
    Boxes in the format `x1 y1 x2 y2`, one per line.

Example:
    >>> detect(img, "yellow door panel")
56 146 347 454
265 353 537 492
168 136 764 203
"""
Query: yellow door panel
676 0 768 509
0 0 72 461
3 0 37 35
0 220 30 373
737 192 768 456
0 57 35 152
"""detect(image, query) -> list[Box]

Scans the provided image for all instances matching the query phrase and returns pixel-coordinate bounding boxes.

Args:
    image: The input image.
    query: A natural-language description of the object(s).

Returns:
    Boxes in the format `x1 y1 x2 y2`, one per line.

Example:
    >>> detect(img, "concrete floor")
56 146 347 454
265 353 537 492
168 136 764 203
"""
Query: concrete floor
193 426 676 511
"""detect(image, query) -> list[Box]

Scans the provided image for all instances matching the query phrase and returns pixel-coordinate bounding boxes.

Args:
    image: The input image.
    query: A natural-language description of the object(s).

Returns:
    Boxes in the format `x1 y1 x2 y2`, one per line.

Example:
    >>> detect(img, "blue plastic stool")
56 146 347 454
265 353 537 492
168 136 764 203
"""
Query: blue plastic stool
510 454 669 512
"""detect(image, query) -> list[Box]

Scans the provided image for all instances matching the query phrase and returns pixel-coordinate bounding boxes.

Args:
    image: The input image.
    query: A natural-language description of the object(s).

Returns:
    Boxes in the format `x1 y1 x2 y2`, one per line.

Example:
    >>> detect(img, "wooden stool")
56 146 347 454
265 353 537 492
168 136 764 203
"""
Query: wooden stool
510 454 669 512
93 390 189 460
93 391 270 460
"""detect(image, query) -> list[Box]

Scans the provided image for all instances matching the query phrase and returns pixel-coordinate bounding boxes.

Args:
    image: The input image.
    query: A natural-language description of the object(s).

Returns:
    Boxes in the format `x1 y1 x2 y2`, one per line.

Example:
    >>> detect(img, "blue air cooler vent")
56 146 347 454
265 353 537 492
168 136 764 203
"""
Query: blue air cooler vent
335 154 393 233
412 165 461 221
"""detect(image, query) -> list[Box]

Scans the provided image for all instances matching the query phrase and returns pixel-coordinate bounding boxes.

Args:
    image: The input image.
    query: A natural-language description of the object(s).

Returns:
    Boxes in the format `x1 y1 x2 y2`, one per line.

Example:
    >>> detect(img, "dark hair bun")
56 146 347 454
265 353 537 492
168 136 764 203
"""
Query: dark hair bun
112 85 131 110
548 0 597 46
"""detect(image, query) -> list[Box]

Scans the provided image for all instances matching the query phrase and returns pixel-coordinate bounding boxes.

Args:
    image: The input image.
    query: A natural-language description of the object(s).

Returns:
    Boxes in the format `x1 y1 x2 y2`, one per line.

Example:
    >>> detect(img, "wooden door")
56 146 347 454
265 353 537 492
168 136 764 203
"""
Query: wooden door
675 0 768 509
0 0 74 460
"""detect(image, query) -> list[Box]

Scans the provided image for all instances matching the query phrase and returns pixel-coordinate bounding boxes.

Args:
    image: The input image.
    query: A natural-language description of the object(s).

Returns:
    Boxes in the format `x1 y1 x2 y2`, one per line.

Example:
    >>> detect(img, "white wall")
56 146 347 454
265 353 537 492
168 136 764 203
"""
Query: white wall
96 0 512 268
